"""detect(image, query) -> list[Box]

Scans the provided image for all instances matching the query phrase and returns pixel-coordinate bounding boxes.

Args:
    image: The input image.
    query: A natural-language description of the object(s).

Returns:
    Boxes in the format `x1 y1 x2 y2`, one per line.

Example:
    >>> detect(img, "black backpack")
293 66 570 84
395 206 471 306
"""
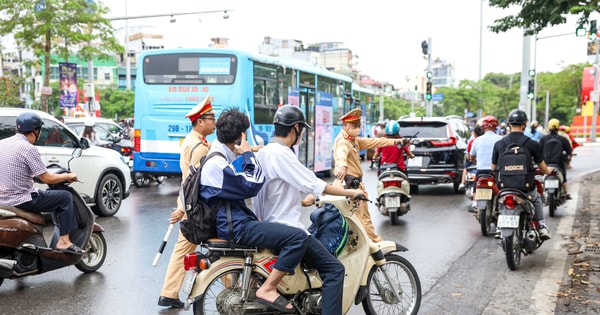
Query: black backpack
307 203 349 257
543 135 565 165
179 151 224 244
496 136 535 192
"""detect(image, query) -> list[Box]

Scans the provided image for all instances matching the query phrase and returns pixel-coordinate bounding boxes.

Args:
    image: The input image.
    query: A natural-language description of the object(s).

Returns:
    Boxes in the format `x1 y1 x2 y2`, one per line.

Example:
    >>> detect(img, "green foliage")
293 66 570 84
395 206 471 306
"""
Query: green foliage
99 87 134 120
0 76 26 107
488 0 600 35
0 0 124 112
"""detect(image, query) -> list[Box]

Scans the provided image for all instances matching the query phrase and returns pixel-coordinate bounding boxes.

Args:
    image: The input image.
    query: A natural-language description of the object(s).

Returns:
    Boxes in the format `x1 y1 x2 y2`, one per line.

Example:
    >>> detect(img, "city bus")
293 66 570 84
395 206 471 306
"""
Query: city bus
132 48 358 175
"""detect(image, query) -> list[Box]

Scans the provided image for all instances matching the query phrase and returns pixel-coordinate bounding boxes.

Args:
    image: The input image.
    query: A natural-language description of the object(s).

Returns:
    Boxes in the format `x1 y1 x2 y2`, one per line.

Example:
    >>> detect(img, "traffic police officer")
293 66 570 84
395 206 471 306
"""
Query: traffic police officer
333 108 406 242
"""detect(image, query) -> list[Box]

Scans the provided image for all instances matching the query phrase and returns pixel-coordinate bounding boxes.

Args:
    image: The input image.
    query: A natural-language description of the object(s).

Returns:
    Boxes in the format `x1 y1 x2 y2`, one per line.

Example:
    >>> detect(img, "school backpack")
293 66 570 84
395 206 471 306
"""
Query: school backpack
307 203 349 257
179 151 225 244
496 136 535 192
543 135 565 165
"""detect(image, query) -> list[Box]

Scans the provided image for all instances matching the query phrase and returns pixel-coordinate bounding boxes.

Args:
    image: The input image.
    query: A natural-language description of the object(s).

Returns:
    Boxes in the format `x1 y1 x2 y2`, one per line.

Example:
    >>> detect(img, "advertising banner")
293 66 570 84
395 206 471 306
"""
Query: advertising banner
59 62 77 108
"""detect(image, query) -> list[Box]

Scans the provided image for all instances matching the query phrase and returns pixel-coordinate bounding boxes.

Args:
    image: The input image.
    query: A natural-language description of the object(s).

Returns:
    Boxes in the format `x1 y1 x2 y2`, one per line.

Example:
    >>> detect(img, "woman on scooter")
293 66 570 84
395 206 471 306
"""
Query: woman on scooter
372 120 414 175
0 112 84 254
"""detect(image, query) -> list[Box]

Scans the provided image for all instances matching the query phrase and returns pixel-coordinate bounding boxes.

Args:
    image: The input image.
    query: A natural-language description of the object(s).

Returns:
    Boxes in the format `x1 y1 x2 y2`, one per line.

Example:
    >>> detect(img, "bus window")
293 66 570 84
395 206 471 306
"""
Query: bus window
142 53 237 85
254 62 279 124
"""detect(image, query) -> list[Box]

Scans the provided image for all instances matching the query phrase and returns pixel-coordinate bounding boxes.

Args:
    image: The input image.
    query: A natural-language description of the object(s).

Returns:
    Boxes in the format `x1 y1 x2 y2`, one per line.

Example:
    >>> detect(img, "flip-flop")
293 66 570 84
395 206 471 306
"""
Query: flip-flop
57 244 85 255
256 296 295 313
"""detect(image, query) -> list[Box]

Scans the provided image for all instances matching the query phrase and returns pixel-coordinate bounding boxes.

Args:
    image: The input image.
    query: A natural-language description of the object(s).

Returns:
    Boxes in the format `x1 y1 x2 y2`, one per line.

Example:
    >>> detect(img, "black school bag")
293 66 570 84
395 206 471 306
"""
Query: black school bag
543 135 565 165
496 136 535 192
307 203 349 257
179 151 224 244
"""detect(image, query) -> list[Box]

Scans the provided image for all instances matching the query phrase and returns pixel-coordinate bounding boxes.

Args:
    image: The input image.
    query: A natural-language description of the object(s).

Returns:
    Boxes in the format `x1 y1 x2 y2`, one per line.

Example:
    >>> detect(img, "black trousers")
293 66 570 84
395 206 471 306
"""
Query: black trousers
18 189 77 236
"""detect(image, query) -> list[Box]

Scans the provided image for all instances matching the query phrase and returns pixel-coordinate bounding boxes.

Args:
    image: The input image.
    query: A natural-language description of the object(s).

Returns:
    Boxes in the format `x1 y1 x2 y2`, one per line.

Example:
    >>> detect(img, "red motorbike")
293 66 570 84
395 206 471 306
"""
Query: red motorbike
474 174 500 236
0 149 107 287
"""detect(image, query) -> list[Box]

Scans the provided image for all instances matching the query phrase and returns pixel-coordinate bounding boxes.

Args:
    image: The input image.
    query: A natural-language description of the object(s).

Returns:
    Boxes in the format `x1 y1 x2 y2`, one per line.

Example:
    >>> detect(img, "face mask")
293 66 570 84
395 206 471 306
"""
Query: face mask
347 125 360 137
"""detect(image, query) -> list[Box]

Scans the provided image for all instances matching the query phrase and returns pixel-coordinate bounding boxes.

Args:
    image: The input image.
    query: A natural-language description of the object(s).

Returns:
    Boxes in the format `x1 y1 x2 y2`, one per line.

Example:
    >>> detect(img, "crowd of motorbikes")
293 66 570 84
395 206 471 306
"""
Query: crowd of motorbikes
466 157 569 270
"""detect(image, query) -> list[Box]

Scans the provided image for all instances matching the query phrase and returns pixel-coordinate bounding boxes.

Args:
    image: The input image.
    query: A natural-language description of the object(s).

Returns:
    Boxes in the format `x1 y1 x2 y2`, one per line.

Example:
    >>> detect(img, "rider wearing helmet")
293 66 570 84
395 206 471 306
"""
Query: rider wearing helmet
372 120 414 175
491 109 555 240
0 112 84 254
246 105 365 314
539 118 573 200
468 116 503 212
524 119 543 141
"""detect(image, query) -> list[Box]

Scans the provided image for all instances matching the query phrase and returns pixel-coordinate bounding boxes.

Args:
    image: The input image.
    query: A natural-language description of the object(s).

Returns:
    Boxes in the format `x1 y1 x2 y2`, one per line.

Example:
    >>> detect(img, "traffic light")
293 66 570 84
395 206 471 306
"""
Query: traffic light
527 79 535 100
421 40 428 55
590 20 597 41
426 82 432 101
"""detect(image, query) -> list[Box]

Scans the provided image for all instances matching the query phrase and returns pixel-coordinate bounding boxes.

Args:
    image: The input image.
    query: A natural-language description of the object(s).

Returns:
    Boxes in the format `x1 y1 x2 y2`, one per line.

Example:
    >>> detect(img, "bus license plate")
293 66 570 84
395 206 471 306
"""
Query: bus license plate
475 189 492 200
497 215 519 228
407 156 422 167
385 196 400 208
545 179 559 189
182 270 197 295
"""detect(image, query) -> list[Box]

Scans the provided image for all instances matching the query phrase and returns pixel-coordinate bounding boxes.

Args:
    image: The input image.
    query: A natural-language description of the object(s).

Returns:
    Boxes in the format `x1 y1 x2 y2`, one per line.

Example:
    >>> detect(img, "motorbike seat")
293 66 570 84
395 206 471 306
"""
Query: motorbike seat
0 205 45 225
205 238 258 251
498 188 530 198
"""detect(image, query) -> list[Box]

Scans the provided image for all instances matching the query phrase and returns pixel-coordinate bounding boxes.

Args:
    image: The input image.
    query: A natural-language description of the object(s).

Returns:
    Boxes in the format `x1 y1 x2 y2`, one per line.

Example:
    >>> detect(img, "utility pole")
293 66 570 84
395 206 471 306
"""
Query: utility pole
421 38 433 117
519 31 532 118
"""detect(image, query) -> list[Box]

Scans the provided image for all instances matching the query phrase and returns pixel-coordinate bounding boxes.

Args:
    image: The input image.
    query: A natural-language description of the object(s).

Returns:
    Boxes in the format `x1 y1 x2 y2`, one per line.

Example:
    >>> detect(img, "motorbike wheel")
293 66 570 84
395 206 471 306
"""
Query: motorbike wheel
480 203 492 237
75 232 107 273
155 176 167 184
0 278 3 287
503 231 522 271
390 211 400 225
92 173 123 217
194 269 268 315
548 192 556 217
362 254 421 315
133 172 150 188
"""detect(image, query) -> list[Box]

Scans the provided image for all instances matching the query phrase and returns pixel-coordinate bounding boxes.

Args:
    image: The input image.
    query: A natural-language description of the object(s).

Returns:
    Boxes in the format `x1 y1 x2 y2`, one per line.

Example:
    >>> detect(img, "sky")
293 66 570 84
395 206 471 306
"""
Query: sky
100 0 592 88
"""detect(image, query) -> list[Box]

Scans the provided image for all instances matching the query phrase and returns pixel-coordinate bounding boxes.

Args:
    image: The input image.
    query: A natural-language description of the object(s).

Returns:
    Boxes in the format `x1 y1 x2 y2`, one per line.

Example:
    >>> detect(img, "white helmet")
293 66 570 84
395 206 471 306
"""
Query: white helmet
84 118 95 127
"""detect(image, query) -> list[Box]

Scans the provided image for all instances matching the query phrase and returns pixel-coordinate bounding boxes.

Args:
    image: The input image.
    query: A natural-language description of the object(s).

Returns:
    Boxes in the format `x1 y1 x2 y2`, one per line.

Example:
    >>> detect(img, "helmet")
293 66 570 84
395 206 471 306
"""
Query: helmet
16 112 43 132
84 118 95 127
565 126 571 133
273 105 311 129
385 121 400 136
481 116 498 130
507 109 527 125
559 125 567 131
548 118 560 131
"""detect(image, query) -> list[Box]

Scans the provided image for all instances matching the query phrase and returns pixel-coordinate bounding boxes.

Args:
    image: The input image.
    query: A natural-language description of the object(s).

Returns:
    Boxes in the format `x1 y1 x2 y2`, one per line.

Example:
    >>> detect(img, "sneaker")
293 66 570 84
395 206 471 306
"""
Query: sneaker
458 183 465 191
468 205 477 213
538 226 551 241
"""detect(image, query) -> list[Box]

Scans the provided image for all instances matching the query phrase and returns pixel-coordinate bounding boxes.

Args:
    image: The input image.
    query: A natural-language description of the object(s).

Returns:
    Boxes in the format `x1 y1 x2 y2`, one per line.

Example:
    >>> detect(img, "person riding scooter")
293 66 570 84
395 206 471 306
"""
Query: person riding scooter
0 112 84 254
372 120 414 175
539 118 573 200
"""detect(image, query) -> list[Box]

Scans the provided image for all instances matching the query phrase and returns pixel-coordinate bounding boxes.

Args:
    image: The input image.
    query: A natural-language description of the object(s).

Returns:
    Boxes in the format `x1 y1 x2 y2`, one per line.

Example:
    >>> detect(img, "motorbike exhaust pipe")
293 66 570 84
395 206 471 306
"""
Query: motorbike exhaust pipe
0 258 16 270
526 230 538 241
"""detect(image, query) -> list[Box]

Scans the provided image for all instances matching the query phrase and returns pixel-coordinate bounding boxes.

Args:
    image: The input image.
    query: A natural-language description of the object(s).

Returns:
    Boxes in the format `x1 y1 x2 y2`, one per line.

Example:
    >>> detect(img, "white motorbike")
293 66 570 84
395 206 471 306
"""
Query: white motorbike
181 195 422 314
376 163 411 225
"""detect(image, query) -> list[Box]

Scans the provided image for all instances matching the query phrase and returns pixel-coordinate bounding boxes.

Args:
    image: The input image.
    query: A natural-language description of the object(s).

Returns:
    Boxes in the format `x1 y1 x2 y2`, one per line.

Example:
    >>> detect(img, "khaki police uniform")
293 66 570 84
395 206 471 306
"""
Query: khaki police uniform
160 96 213 301
333 108 396 242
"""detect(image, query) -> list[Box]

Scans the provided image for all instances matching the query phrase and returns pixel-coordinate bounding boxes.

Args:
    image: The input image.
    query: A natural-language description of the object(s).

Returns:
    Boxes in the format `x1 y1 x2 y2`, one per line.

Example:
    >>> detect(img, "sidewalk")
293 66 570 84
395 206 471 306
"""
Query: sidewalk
555 170 600 313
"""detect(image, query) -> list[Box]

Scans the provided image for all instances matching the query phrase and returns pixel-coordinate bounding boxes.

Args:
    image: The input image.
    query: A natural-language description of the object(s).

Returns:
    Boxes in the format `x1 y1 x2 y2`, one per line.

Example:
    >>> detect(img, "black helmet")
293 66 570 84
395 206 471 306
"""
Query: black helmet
16 112 43 133
507 109 527 125
273 105 311 129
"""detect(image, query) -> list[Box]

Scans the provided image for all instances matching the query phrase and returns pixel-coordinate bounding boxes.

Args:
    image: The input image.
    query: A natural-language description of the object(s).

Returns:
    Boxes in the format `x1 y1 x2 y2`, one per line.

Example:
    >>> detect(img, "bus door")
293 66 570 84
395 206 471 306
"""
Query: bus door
299 85 315 170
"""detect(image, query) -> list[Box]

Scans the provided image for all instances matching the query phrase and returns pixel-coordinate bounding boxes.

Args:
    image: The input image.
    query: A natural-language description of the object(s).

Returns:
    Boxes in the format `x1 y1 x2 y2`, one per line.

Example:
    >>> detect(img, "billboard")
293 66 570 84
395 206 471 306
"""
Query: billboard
59 62 77 108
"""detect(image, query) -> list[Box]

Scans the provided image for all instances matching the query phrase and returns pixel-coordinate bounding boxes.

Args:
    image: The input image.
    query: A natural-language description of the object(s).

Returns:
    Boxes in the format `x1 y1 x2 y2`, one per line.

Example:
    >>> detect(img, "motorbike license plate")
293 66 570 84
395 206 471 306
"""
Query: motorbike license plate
545 179 559 189
475 188 493 200
385 196 401 208
497 215 519 228
407 156 422 167
182 270 197 295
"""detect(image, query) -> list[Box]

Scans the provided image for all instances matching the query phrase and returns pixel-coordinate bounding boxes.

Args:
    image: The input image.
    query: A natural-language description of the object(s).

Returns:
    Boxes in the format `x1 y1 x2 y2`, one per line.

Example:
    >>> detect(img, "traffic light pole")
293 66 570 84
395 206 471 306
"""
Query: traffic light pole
426 37 432 117
592 36 599 142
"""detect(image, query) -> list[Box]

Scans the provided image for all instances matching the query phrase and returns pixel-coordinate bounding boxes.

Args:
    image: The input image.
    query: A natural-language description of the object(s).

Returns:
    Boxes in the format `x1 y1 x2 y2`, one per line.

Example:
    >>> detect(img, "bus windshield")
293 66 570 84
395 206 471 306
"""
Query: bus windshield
142 53 238 85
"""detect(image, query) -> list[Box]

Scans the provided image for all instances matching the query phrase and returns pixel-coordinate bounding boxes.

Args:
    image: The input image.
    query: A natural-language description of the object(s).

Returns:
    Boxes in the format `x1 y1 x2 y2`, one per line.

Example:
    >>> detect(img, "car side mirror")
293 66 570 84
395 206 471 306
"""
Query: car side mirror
112 134 122 143
80 137 90 149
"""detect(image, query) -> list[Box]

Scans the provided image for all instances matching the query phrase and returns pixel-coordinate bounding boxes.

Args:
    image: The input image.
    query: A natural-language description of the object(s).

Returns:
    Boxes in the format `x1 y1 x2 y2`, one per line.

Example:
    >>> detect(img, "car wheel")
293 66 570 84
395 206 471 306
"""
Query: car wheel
92 173 123 217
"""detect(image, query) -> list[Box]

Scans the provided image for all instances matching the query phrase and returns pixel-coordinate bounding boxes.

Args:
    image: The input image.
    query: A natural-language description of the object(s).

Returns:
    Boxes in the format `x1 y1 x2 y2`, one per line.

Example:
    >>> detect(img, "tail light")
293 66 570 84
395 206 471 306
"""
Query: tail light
477 178 499 195
430 136 457 147
134 129 141 152
444 171 457 178
383 180 403 188
184 253 211 271
504 195 517 209
121 146 132 155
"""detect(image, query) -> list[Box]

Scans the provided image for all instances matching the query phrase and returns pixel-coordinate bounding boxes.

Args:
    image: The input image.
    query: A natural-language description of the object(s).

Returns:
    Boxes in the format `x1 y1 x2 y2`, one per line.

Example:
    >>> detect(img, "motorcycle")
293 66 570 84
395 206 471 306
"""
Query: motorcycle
474 173 500 237
181 195 422 314
376 163 411 225
544 165 566 218
496 187 545 271
0 149 107 287
464 165 478 200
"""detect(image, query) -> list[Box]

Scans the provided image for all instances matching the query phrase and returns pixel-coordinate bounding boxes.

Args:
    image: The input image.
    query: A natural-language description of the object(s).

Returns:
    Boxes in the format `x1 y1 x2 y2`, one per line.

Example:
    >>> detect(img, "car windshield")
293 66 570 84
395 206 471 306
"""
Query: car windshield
399 121 448 138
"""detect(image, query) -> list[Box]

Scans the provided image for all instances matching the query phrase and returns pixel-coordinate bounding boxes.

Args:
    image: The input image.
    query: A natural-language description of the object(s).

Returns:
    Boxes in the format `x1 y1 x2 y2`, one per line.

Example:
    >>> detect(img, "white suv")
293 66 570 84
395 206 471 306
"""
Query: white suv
0 108 131 216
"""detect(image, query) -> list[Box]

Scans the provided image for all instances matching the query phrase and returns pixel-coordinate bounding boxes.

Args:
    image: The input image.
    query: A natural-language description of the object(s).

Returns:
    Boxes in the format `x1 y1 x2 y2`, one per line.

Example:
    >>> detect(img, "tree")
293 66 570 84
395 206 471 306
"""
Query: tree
488 0 599 35
0 0 123 112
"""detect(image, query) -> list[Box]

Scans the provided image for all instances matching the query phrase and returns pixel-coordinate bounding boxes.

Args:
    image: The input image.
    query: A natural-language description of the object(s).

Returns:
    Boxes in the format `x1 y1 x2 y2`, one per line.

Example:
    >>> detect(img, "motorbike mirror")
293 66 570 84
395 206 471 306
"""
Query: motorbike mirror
67 148 82 171
79 137 90 150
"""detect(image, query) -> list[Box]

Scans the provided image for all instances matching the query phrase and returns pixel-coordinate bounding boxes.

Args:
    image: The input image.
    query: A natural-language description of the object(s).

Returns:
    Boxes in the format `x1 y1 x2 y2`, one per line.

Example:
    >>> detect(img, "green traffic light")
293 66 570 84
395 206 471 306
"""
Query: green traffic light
576 26 587 37
527 93 534 100
426 94 432 101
